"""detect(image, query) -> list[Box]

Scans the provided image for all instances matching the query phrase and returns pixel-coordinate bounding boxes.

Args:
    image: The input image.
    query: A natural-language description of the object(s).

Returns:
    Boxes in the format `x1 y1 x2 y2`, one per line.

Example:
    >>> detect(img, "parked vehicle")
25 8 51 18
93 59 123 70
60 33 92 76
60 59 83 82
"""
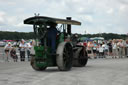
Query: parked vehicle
0 41 6 47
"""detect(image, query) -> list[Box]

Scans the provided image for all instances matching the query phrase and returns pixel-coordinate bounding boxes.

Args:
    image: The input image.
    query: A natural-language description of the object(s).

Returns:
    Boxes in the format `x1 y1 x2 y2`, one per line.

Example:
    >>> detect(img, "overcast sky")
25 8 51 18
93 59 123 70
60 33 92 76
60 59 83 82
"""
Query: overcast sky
0 0 128 34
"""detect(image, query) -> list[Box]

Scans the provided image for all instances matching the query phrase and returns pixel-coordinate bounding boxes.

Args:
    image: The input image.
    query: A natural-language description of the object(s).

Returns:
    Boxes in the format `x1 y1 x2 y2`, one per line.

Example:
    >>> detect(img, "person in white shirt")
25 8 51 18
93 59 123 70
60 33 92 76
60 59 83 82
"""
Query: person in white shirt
102 42 108 58
4 42 12 62
19 39 26 61
99 44 104 58
112 40 118 58
29 40 35 56
26 41 34 61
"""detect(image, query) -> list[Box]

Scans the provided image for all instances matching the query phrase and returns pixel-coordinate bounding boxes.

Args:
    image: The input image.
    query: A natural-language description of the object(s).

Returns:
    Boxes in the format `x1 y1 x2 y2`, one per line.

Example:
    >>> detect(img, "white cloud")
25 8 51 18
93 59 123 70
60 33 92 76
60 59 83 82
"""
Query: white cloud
85 15 93 22
119 5 126 11
107 8 114 14
0 11 6 22
0 0 127 34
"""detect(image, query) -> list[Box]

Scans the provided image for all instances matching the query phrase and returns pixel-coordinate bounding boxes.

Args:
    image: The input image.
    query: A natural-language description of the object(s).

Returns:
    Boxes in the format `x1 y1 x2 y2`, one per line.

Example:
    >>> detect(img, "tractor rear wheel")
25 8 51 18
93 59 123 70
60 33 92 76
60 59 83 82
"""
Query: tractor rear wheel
31 56 47 71
73 47 88 67
56 42 73 71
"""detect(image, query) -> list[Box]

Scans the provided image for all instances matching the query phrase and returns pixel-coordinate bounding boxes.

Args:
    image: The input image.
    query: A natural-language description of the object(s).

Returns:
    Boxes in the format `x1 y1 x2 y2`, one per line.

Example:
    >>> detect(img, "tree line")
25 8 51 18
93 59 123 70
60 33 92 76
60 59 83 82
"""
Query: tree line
0 31 127 40
79 33 127 40
0 31 36 40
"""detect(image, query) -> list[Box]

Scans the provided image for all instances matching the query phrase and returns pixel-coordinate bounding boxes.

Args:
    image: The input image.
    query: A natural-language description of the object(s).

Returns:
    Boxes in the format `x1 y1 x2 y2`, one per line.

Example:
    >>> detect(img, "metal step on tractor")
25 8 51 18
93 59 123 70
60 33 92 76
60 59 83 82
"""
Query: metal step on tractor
24 15 88 71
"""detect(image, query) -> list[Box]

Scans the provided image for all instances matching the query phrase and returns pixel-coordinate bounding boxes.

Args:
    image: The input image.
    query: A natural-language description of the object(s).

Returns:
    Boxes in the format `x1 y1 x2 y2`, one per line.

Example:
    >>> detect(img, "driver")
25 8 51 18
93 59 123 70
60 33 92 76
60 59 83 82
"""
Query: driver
47 23 58 54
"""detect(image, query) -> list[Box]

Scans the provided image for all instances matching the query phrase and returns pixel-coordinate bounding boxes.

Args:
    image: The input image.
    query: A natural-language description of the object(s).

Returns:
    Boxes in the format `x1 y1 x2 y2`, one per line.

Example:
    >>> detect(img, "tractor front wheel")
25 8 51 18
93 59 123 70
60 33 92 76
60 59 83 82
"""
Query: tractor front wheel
31 56 47 71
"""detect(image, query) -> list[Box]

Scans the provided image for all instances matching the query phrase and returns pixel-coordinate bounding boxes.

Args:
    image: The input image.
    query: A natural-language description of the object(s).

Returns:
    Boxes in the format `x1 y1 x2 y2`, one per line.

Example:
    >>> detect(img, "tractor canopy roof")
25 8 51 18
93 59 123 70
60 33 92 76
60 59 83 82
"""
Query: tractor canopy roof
24 16 81 25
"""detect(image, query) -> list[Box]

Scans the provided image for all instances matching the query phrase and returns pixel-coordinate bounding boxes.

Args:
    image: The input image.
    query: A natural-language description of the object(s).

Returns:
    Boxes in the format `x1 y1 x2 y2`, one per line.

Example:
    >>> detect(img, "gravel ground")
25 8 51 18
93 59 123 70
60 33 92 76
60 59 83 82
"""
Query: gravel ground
0 58 128 85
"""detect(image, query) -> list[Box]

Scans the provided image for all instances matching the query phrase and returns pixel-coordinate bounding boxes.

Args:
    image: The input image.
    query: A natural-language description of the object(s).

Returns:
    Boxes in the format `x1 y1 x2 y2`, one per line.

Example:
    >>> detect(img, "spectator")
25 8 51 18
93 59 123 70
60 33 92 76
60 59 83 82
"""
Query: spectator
99 44 104 58
126 40 128 58
122 40 127 58
10 47 18 62
83 41 87 47
87 41 94 58
117 39 123 58
19 39 26 61
107 40 113 56
29 40 35 56
93 41 98 58
26 41 34 61
112 40 118 58
102 42 109 57
4 42 12 62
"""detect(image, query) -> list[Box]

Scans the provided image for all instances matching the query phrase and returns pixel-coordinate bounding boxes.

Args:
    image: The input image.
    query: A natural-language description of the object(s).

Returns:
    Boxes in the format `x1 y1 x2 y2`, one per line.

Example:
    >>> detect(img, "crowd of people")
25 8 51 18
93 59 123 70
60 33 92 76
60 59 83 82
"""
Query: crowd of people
3 37 128 62
4 39 34 62
78 39 128 59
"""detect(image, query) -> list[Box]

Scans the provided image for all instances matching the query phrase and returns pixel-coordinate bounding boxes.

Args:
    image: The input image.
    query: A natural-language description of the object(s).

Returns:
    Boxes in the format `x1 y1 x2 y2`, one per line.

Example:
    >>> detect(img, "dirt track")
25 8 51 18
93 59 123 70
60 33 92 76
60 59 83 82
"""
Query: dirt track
0 58 128 85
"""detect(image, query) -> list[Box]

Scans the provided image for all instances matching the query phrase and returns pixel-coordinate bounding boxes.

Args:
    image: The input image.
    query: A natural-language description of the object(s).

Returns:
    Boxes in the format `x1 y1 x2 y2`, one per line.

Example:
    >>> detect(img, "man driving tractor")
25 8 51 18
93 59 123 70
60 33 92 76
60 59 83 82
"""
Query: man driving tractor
47 23 58 54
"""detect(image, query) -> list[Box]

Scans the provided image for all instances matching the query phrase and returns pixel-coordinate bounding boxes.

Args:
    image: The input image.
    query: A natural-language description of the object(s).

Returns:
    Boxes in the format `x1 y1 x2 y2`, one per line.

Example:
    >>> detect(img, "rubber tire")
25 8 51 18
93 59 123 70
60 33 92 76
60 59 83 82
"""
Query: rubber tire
30 56 47 71
56 42 73 71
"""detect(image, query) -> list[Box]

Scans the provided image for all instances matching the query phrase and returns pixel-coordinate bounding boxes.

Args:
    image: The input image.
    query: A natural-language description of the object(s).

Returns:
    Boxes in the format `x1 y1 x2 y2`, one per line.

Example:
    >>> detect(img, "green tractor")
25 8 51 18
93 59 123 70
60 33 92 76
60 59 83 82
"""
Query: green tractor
24 15 88 71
